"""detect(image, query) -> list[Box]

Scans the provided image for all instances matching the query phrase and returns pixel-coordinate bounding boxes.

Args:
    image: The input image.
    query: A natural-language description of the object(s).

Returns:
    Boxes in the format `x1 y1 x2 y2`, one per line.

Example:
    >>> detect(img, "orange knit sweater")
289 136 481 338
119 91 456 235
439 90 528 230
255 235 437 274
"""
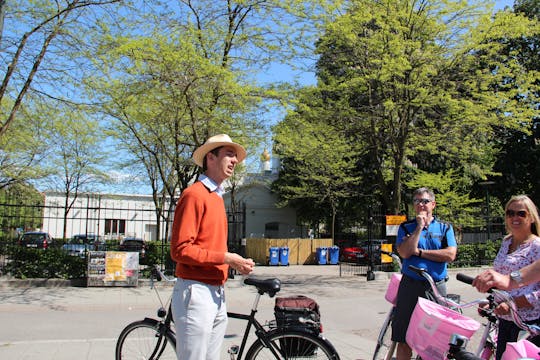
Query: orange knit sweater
170 181 228 285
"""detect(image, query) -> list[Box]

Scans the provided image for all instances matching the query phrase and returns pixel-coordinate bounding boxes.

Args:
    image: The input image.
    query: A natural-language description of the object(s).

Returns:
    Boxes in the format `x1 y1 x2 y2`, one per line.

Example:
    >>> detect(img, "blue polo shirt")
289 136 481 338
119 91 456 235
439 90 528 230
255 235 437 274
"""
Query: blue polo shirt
397 217 456 282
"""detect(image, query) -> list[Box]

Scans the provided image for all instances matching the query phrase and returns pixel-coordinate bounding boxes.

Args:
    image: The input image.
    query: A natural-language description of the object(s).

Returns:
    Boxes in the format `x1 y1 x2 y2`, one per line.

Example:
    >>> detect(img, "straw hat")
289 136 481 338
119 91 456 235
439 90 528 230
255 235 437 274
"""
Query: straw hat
192 134 246 167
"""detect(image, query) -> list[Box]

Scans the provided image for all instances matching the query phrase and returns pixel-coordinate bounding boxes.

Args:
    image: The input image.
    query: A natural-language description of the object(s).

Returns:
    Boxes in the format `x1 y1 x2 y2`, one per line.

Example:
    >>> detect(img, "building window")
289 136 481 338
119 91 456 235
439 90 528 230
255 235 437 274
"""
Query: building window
105 219 126 237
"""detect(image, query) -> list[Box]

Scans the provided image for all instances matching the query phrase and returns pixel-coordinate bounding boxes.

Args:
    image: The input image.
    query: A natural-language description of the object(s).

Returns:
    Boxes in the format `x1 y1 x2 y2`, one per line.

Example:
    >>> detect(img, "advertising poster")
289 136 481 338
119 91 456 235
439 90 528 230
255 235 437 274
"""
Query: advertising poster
87 251 139 287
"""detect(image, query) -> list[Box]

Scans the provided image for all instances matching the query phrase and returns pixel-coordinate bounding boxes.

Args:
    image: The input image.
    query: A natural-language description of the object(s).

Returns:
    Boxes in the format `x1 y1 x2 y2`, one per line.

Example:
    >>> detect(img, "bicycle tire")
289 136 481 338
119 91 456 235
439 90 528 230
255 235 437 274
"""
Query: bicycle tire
244 329 340 360
115 318 177 360
373 307 396 360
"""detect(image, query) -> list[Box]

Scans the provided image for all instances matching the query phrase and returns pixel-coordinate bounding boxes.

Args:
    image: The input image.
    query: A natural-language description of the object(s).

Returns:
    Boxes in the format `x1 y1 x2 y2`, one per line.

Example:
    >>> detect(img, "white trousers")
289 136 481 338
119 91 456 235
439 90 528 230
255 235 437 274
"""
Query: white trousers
171 278 228 360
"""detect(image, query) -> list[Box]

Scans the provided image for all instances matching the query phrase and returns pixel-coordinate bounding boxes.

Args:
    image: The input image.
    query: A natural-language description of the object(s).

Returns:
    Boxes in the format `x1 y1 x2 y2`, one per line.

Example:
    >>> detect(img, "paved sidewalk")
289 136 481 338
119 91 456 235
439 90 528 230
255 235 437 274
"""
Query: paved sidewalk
0 264 488 359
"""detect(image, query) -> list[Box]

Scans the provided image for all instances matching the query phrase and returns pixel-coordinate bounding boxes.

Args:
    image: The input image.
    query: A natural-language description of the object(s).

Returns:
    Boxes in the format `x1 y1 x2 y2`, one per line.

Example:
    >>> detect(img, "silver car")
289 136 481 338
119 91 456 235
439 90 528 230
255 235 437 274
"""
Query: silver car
62 234 105 257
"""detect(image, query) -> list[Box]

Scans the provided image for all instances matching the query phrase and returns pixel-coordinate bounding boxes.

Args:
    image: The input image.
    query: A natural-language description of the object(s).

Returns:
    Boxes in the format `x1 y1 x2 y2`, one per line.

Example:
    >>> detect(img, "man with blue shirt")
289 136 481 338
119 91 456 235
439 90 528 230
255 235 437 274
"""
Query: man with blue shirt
391 187 457 360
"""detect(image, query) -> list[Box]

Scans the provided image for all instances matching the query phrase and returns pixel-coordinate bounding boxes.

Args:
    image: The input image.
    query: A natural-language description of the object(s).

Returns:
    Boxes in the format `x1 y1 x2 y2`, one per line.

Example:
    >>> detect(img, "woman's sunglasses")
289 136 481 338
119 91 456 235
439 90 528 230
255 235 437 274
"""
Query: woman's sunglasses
505 210 527 218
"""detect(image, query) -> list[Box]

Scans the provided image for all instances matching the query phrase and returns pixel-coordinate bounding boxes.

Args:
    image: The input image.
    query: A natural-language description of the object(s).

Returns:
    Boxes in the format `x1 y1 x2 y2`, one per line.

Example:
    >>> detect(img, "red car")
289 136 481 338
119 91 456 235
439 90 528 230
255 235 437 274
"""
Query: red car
339 246 368 263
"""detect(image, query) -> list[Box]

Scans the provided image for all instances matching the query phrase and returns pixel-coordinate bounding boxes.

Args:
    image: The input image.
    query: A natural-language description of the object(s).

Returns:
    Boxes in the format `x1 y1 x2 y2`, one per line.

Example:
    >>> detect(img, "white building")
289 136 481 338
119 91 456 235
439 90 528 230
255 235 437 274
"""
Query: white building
41 150 301 241
42 192 166 241
223 182 301 239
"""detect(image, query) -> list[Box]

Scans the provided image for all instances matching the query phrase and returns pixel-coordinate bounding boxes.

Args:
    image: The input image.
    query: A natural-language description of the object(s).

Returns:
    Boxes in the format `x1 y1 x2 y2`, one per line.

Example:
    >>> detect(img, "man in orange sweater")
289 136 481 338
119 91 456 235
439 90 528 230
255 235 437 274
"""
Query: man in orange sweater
170 134 255 360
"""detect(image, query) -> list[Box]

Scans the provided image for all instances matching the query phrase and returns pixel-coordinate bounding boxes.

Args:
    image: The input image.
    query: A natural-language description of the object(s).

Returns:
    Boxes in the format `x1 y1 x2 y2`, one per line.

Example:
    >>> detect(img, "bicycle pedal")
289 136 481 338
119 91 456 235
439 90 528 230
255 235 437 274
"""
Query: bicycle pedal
228 345 239 354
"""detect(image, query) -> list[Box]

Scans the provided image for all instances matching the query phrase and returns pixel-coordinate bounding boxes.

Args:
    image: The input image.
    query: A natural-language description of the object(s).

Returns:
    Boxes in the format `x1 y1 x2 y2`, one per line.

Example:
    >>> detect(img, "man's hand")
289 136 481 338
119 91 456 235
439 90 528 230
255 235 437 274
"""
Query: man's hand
416 211 429 229
472 269 511 292
225 252 255 275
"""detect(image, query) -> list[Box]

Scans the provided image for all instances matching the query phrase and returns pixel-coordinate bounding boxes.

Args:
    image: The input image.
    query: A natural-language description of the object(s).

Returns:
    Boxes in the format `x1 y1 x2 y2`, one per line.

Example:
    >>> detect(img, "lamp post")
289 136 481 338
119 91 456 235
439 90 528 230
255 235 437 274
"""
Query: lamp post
367 206 375 281
479 181 495 241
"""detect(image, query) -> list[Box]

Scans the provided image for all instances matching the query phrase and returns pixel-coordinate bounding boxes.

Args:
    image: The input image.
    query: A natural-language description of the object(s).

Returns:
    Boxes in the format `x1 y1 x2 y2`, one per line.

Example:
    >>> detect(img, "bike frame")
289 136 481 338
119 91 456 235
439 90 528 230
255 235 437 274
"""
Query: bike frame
410 265 500 359
226 291 283 359
150 267 325 360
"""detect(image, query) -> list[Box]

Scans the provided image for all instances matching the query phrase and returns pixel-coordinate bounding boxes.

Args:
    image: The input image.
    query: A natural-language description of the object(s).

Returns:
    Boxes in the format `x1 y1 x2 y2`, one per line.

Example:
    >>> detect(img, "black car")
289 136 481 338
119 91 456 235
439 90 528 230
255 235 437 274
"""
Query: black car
119 237 146 258
19 231 54 249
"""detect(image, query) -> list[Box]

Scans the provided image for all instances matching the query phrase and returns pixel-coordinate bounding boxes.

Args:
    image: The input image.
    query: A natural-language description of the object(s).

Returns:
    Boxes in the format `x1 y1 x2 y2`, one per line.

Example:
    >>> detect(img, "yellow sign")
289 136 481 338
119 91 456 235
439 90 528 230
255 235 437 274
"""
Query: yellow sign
381 243 393 263
386 215 407 225
105 252 127 281
386 215 407 236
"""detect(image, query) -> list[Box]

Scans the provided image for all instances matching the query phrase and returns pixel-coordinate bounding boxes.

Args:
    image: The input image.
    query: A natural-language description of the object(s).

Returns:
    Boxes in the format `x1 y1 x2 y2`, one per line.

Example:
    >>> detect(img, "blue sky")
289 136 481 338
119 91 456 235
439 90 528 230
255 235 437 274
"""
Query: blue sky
495 0 515 10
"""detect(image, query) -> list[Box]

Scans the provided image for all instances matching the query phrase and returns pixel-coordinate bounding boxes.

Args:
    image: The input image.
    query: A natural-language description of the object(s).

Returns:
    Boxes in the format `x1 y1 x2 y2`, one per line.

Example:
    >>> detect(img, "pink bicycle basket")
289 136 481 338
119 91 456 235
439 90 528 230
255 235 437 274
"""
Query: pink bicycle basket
384 273 402 305
501 339 540 360
406 297 481 359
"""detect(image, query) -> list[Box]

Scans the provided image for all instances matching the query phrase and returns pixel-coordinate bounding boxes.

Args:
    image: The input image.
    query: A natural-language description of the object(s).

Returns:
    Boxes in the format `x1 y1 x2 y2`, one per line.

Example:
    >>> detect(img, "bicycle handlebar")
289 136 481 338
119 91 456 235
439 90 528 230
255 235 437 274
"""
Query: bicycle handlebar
150 266 177 288
456 272 540 336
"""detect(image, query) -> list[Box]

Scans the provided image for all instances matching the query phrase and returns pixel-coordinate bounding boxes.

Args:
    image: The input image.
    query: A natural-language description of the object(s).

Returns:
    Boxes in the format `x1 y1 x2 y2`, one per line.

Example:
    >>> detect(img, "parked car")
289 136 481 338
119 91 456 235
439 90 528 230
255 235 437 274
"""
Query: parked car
339 245 367 263
119 237 146 258
18 231 54 249
62 234 105 257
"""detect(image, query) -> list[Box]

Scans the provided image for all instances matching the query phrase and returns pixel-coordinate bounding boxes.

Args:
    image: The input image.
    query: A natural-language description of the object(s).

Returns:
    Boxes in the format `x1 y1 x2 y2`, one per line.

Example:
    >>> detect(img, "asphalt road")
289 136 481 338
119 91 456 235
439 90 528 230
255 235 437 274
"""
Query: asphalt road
0 264 490 360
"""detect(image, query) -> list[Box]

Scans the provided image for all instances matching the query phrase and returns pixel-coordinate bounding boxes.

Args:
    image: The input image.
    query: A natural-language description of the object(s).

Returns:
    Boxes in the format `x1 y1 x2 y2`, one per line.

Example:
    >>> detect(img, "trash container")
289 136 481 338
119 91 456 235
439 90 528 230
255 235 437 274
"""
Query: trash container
279 247 290 266
269 247 279 266
316 247 327 265
329 246 340 265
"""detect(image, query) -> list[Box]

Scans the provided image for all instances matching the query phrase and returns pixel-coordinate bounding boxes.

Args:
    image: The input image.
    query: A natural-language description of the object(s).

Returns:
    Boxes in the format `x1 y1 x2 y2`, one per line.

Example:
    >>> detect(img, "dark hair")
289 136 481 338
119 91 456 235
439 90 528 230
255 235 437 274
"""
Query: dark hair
202 146 223 171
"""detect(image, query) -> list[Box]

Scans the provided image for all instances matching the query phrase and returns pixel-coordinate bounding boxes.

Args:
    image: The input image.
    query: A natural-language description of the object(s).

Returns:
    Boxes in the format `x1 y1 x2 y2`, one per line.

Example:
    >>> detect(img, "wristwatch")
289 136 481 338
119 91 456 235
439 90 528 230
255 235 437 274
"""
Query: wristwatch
510 270 524 286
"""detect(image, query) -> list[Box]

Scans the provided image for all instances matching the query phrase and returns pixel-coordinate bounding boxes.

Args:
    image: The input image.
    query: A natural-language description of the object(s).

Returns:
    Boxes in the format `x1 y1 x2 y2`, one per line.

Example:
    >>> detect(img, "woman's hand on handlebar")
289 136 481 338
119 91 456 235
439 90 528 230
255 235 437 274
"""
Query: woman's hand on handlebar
493 302 511 316
471 269 511 293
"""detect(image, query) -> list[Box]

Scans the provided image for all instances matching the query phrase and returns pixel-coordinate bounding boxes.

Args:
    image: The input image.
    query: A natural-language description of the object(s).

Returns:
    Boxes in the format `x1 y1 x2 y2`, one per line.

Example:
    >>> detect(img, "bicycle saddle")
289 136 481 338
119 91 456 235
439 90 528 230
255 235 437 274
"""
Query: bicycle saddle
244 277 281 297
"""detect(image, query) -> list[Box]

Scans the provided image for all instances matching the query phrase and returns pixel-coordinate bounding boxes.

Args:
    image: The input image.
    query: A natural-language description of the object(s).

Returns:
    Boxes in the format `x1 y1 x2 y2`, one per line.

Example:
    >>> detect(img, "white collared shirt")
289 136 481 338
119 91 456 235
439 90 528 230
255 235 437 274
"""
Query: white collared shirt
199 174 225 197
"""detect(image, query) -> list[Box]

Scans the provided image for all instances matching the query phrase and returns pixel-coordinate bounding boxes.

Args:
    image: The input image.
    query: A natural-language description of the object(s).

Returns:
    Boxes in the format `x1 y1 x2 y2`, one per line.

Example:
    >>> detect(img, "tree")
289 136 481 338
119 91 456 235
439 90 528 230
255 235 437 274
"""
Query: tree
273 87 360 241
281 0 539 219
35 104 108 240
81 0 339 240
0 0 121 139
0 96 53 189
488 0 540 206
0 182 44 237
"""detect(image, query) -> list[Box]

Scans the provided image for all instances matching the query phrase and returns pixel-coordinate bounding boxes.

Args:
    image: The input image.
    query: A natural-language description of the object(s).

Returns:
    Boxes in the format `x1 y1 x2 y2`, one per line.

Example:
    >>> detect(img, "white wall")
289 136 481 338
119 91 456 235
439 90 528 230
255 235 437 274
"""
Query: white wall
42 192 163 241
224 183 298 238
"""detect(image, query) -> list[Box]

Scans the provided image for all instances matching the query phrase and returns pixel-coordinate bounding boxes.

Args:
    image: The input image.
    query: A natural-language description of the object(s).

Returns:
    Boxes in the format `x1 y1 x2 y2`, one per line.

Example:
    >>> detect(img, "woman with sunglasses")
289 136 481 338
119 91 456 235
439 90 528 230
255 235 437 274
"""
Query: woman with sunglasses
484 195 540 359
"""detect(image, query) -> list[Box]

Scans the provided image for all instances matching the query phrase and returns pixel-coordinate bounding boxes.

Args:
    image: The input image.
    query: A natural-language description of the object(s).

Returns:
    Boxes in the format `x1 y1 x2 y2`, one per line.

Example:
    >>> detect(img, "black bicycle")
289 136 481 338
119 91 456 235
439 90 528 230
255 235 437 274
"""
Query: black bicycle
115 266 340 359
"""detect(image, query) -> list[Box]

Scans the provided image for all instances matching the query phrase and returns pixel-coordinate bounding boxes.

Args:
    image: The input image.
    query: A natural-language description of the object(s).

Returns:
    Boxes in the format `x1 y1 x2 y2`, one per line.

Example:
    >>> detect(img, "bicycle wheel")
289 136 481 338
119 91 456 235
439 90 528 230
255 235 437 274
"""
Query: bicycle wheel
115 318 177 360
373 308 396 360
245 329 340 359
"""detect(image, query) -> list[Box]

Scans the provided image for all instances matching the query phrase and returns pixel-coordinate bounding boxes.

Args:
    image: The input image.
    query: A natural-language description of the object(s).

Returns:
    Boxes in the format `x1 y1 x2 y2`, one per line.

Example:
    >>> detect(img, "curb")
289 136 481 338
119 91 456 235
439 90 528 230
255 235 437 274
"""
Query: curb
0 277 86 288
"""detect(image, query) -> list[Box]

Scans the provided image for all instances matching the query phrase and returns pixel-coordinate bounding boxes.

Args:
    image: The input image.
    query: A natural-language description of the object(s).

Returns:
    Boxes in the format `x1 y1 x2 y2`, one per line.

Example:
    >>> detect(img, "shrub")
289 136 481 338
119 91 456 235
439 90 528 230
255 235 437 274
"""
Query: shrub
5 246 86 279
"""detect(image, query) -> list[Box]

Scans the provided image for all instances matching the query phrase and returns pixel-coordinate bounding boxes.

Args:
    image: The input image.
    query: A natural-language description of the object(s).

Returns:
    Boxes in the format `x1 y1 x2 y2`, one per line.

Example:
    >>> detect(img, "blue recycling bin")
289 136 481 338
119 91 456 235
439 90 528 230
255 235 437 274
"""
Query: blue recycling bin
329 246 340 265
316 247 328 265
279 247 289 266
269 247 279 266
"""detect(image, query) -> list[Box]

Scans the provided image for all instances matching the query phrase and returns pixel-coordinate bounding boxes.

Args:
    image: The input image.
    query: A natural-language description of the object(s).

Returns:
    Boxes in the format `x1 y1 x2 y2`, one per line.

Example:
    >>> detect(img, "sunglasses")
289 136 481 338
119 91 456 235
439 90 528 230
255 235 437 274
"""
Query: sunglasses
505 210 528 218
413 198 432 205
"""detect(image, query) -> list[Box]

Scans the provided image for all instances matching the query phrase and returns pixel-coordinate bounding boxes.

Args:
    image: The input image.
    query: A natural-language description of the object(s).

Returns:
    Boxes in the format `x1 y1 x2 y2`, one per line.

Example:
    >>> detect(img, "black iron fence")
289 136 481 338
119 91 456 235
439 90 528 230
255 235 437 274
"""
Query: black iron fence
0 197 502 279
